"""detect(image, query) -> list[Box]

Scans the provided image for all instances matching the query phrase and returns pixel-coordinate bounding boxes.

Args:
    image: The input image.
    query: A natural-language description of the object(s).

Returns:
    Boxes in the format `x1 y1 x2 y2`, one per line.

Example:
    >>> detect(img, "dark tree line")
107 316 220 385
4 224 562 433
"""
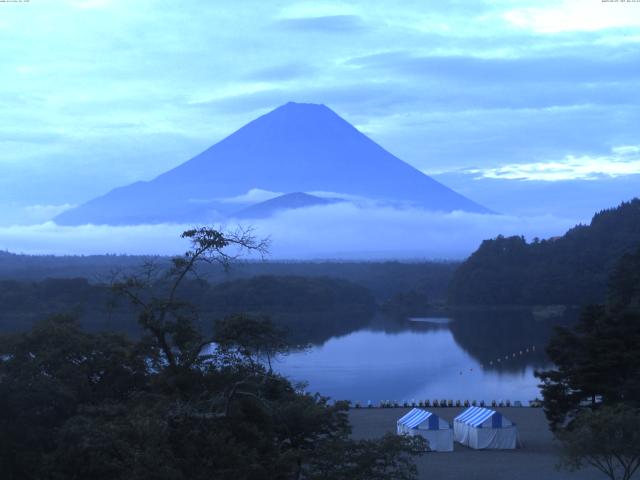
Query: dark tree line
0 250 457 303
449 198 640 306
0 274 376 343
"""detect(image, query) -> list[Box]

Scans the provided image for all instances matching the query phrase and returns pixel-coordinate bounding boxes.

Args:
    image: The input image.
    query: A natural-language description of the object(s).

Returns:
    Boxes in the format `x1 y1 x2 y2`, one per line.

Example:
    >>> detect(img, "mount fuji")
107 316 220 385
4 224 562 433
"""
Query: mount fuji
55 102 490 225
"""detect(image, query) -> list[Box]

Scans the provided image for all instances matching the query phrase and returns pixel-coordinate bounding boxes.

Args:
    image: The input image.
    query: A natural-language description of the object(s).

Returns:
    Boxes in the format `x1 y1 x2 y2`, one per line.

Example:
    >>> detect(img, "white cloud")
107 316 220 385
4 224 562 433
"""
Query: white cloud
504 0 640 33
22 204 75 223
217 188 284 204
187 83 276 106
277 3 359 19
0 222 190 256
252 204 577 259
0 203 76 227
612 145 640 155
307 190 378 205
0 205 579 259
469 145 640 181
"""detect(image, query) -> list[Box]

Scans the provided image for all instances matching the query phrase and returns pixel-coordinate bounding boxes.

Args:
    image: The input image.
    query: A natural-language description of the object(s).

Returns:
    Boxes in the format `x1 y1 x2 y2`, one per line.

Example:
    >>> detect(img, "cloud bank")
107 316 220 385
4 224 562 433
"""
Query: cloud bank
0 204 579 260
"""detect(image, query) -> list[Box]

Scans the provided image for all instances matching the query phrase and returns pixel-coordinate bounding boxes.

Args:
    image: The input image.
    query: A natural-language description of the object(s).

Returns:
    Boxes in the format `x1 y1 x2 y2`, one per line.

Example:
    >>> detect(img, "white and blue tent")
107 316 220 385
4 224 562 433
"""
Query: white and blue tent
397 408 453 452
454 406 521 450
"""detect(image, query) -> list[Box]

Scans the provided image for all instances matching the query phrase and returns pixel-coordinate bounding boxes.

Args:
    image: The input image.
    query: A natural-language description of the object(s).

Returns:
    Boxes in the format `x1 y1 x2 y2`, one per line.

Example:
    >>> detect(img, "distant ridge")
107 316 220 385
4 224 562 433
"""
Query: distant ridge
232 192 344 219
56 102 491 225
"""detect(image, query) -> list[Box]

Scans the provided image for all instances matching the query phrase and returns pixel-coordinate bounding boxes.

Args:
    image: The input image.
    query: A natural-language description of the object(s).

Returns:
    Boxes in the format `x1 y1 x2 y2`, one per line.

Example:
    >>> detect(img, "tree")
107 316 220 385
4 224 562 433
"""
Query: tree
557 405 640 480
1 227 425 480
537 248 640 429
608 247 640 314
448 199 640 306
537 305 640 429
536 246 640 479
0 315 146 480
305 434 426 480
111 226 269 371
213 313 293 371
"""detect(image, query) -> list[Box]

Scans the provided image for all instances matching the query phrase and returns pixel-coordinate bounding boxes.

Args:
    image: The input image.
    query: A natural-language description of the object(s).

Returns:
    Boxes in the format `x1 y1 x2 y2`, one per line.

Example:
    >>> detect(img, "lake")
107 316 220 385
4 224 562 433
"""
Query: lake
274 310 575 405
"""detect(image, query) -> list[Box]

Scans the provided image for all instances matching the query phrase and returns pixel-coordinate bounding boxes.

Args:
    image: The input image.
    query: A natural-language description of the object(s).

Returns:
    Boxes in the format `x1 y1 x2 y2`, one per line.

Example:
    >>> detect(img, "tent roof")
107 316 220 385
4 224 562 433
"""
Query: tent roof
397 408 436 429
454 406 502 427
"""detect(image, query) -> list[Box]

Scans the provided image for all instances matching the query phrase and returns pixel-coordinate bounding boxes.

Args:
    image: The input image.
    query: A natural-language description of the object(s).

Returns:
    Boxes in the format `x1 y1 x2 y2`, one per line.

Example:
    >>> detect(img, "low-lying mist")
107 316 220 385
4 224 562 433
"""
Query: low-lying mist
0 203 580 259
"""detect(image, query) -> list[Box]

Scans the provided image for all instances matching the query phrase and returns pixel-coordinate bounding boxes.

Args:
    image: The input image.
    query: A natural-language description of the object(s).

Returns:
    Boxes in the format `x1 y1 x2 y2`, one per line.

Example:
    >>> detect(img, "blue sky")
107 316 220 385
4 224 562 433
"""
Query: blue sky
1 0 639 255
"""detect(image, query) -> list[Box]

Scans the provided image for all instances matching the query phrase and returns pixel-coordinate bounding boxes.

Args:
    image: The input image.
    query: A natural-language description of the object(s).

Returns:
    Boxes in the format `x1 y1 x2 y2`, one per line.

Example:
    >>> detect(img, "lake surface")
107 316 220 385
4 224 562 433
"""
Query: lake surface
274 310 573 405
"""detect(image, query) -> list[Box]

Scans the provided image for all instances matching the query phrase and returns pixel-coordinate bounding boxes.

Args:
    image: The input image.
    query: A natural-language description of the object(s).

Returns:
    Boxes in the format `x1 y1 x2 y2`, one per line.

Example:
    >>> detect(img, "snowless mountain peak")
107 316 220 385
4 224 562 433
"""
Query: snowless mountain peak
55 102 491 226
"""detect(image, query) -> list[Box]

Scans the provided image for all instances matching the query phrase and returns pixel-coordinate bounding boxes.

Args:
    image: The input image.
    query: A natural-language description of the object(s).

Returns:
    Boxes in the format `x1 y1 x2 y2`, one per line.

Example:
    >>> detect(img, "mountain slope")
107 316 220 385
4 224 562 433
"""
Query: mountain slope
56 102 490 226
232 192 343 219
448 198 640 306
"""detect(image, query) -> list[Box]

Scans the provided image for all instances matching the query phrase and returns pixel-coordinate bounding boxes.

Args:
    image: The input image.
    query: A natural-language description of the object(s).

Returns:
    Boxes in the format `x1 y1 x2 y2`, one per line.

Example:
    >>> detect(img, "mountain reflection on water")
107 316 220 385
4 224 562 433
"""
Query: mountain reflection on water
275 309 578 404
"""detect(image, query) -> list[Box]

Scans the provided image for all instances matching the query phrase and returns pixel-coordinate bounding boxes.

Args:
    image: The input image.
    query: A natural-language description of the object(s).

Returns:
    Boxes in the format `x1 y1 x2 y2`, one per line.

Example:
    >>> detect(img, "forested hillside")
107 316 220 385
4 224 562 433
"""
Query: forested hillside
0 275 375 345
449 199 640 306
0 253 456 302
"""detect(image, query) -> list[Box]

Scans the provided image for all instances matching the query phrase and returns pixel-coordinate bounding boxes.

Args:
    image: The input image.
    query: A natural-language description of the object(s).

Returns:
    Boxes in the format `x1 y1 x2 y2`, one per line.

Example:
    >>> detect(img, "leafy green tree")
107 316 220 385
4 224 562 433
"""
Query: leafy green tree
213 313 293 370
0 227 424 480
111 226 270 371
536 246 640 479
305 434 425 480
537 247 640 429
0 315 146 480
537 305 640 429
608 247 640 313
557 405 640 480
